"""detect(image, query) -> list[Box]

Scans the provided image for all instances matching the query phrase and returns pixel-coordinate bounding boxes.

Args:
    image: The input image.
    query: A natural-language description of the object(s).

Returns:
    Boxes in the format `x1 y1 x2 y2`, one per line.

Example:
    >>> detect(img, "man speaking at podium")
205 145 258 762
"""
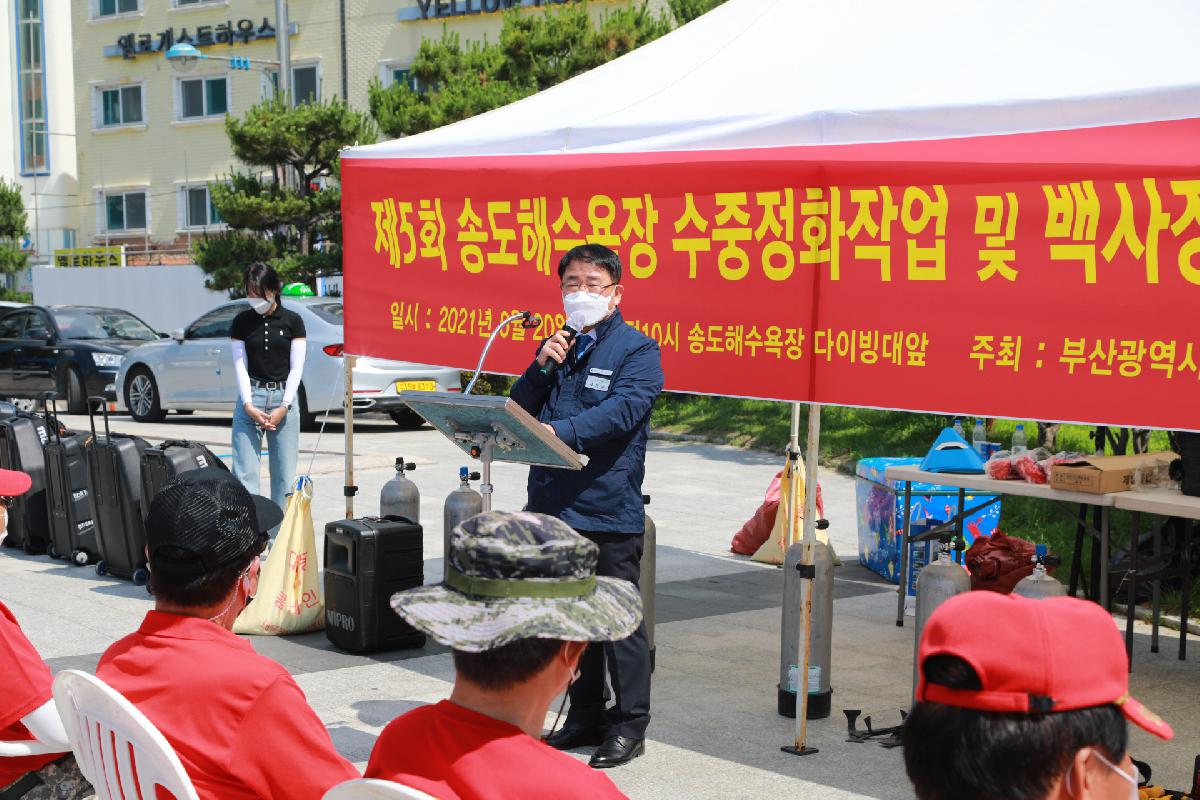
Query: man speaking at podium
511 243 664 769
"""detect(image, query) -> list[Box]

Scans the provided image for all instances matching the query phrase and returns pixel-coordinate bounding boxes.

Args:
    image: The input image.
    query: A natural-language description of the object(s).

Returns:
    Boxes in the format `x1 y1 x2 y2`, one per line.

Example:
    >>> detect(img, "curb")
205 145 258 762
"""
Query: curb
1112 602 1200 637
648 430 714 444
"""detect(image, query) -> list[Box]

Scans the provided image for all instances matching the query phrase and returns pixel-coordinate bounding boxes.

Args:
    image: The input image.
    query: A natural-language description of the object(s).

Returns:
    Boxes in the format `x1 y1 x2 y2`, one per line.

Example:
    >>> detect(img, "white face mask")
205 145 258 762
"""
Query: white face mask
1093 751 1139 800
250 296 273 315
562 290 612 327
0 506 7 548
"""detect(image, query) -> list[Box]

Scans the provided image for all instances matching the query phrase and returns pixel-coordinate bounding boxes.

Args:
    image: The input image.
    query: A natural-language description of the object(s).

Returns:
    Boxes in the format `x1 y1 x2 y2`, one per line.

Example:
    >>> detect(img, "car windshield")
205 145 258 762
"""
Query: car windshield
308 303 343 325
52 309 157 341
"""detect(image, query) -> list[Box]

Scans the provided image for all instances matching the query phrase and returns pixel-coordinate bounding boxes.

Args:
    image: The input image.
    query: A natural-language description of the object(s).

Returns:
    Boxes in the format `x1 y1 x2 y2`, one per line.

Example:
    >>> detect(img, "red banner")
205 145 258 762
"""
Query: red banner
342 118 1200 431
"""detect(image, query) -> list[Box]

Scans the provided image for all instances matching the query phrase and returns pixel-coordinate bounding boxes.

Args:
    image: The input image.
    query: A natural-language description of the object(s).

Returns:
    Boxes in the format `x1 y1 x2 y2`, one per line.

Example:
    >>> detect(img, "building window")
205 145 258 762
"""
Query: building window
95 0 139 17
179 76 228 119
98 84 143 127
16 0 48 175
391 67 423 92
267 65 320 106
183 186 223 228
105 192 147 232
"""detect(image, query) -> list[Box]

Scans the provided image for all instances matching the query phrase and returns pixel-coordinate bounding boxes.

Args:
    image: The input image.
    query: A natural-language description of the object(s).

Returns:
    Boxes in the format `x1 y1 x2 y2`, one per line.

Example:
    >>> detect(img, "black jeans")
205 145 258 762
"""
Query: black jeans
566 531 651 739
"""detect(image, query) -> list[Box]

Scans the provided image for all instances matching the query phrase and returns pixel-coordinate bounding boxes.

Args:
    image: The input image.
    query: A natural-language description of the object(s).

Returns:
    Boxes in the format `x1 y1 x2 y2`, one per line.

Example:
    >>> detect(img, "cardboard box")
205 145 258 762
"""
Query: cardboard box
1050 452 1178 494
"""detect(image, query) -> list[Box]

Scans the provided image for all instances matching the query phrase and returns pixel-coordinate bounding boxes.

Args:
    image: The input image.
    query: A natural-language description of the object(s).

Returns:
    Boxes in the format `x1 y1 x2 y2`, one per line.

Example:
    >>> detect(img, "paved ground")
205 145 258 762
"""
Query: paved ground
2 410 1197 797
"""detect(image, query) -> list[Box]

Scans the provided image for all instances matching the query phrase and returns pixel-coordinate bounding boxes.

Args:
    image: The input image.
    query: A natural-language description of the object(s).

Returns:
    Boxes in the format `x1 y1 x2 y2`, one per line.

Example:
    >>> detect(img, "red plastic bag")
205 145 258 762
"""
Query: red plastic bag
965 530 1047 593
731 472 783 555
730 471 824 555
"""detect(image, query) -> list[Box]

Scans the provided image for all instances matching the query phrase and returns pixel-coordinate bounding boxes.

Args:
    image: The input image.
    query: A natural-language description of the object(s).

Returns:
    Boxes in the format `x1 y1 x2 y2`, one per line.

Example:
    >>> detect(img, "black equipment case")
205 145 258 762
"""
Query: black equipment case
41 393 98 565
139 439 227 520
85 397 151 583
323 516 426 653
0 407 51 554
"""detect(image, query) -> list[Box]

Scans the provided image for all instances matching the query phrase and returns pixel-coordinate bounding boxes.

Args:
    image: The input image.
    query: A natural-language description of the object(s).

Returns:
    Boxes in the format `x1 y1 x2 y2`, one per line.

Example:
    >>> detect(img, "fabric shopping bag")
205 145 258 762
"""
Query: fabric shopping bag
234 477 324 635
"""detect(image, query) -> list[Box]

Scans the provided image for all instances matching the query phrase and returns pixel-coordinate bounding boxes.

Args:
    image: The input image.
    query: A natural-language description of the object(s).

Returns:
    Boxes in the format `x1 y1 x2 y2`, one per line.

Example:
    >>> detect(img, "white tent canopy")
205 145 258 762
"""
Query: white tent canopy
346 0 1200 160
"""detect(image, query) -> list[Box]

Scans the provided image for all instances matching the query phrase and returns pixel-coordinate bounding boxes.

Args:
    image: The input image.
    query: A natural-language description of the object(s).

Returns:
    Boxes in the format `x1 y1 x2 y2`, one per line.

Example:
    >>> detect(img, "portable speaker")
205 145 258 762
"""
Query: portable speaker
323 516 426 653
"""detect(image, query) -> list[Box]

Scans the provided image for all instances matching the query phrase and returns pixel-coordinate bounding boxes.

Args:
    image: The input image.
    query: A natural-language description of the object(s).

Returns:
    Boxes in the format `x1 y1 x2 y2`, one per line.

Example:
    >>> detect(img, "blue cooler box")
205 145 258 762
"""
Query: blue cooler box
855 457 1001 585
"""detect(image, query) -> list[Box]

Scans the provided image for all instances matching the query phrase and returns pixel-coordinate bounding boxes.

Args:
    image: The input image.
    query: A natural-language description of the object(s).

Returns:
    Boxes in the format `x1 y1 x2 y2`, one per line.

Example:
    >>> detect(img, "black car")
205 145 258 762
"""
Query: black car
0 305 162 414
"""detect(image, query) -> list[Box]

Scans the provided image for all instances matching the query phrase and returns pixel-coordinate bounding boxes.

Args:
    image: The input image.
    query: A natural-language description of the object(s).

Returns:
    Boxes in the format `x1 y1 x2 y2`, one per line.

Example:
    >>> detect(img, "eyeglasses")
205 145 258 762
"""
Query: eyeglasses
0 496 13 508
560 281 616 293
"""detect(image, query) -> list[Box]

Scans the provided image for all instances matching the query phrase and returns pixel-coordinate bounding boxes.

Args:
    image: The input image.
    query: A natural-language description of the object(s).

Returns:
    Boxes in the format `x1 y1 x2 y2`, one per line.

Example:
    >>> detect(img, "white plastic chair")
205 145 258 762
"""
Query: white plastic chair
0 701 71 758
323 778 440 800
0 738 66 758
52 670 200 800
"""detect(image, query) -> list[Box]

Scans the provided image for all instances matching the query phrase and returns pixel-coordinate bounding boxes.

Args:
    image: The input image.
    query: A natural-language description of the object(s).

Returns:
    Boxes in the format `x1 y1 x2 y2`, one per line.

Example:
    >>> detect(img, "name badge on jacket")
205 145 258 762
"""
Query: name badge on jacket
585 373 611 391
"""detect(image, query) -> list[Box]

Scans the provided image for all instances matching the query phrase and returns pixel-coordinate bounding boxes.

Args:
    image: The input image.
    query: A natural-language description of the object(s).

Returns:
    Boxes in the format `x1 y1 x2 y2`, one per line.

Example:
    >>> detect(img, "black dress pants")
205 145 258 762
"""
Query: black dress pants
565 531 651 739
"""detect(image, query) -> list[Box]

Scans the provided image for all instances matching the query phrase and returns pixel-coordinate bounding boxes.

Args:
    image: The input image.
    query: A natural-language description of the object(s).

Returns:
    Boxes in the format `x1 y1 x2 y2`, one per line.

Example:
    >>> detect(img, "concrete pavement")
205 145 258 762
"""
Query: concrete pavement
2 409 1197 798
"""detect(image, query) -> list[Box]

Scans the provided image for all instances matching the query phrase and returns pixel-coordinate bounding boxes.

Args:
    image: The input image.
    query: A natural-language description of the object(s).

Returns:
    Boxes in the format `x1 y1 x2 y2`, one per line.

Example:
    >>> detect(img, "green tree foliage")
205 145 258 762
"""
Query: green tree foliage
668 0 728 24
0 179 29 277
368 3 678 139
194 97 376 295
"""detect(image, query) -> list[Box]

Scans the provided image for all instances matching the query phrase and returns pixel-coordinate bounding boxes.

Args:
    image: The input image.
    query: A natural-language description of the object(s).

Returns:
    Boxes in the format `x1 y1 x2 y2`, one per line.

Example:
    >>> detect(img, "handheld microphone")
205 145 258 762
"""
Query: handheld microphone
539 312 588 378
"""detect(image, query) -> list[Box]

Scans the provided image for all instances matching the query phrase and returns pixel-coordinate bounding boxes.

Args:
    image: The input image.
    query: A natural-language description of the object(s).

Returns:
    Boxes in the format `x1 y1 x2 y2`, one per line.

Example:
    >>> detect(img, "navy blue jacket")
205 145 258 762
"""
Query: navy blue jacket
510 308 664 534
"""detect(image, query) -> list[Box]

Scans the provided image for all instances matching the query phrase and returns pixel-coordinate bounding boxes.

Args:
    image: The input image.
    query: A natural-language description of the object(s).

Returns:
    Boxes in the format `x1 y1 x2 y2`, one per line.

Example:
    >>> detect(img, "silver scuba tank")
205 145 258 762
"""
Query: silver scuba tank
380 457 419 523
443 467 483 575
1013 544 1068 599
912 539 971 696
640 494 657 672
778 519 834 719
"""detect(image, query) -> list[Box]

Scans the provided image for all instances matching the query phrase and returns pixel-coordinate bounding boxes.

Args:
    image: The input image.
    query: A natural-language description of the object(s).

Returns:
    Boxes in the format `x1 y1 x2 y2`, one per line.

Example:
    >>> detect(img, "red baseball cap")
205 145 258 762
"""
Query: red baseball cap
916 591 1173 740
0 468 31 497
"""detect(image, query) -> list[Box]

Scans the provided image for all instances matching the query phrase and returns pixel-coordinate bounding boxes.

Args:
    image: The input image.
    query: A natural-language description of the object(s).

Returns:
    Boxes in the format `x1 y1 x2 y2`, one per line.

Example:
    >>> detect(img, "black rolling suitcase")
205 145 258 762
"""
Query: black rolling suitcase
140 440 228 520
85 397 151 583
324 516 426 652
0 408 51 555
41 394 98 566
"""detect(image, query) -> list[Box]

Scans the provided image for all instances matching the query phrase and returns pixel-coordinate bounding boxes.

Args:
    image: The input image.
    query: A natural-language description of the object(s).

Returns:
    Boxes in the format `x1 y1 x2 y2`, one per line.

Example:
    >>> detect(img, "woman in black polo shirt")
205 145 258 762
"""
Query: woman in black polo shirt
230 263 306 519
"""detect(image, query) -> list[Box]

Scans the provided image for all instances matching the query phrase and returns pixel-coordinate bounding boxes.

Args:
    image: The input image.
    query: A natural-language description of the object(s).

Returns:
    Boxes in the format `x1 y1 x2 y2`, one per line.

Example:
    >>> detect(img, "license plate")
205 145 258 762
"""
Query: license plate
396 381 437 392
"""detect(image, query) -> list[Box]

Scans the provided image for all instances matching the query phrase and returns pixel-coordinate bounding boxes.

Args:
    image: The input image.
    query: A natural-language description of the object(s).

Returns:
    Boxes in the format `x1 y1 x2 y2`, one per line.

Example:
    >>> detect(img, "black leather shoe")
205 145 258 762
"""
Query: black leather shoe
544 723 607 751
588 735 645 768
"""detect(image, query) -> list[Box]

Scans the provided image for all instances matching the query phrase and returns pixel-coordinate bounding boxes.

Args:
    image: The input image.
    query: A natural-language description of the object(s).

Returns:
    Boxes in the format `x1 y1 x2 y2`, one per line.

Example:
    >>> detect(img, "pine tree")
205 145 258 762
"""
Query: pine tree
193 97 376 294
0 180 31 301
368 3 681 139
0 179 29 277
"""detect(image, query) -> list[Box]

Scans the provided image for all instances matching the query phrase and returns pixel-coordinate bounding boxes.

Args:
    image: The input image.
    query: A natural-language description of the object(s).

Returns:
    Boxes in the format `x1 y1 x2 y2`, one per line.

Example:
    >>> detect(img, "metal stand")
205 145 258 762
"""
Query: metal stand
397 392 584 512
783 402 822 758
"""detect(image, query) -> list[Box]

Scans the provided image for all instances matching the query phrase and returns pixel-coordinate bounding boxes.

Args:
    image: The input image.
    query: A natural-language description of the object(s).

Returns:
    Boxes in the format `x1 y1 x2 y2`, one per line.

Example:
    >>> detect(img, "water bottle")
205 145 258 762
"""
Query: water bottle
953 418 965 439
1012 424 1027 453
972 420 986 456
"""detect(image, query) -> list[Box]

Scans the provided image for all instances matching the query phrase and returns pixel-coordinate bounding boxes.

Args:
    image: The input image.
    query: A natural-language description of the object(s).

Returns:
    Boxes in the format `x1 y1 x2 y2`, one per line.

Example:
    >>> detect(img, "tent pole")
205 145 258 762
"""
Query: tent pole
793 402 821 752
344 355 356 519
787 401 802 546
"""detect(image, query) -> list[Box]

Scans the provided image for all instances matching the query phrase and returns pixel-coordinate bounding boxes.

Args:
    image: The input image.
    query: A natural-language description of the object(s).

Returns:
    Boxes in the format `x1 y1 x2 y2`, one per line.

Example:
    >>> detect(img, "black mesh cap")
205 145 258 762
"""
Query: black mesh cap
146 469 282 576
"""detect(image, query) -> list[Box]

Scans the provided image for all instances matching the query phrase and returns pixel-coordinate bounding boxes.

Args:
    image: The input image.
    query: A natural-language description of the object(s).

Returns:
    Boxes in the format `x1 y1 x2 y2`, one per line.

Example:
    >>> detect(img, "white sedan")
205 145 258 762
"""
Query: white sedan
115 297 461 429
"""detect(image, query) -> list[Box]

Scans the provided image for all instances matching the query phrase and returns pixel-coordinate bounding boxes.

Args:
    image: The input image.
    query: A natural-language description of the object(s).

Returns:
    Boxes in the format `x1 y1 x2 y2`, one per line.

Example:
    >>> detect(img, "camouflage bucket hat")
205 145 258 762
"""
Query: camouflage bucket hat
391 511 643 653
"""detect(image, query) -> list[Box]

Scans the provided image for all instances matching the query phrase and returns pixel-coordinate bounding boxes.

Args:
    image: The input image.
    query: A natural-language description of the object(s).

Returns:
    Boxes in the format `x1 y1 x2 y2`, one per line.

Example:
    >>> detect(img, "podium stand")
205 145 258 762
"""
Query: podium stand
399 391 584 511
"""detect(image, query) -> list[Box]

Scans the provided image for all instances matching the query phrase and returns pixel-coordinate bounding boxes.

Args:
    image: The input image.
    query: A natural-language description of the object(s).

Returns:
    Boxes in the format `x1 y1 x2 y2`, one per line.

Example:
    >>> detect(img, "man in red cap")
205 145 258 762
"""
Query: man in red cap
0 468 92 799
905 591 1173 800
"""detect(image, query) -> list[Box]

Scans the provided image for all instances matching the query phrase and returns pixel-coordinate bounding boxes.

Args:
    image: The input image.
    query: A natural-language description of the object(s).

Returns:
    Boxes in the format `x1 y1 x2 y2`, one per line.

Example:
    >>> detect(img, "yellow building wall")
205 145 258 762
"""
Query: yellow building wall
71 0 668 252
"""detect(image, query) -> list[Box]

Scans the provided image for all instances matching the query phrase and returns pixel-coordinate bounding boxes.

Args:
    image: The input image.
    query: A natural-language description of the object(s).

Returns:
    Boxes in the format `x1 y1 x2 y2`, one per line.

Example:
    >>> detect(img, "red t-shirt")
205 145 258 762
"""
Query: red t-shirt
366 700 628 800
96 611 359 800
0 600 61 790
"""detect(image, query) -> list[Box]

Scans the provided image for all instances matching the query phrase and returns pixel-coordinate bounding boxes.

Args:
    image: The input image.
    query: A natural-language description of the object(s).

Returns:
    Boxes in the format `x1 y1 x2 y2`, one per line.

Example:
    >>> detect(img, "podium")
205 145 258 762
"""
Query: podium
398 391 584 511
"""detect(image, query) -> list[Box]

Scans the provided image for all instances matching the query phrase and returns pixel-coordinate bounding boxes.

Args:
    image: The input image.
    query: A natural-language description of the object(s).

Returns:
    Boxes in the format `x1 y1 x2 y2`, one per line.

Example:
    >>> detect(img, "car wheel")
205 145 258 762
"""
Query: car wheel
389 408 426 430
64 367 94 416
298 386 319 432
125 367 166 423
